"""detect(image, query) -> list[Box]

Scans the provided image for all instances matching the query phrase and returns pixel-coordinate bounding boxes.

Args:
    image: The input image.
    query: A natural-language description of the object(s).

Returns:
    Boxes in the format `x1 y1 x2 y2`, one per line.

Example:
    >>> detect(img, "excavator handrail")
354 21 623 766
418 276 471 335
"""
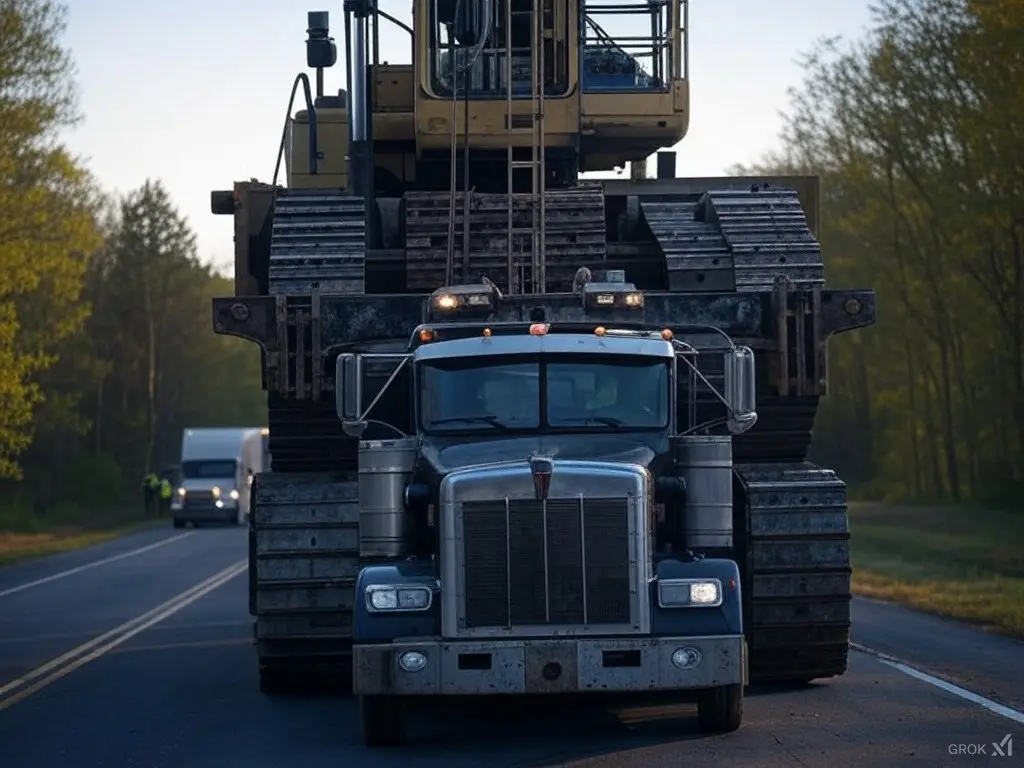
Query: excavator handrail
369 1 412 37
272 72 318 187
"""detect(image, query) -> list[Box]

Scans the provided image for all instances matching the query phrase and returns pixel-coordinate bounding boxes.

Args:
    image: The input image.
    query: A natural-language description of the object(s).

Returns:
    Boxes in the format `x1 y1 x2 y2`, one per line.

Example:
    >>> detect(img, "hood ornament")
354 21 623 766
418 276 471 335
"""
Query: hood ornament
530 455 554 500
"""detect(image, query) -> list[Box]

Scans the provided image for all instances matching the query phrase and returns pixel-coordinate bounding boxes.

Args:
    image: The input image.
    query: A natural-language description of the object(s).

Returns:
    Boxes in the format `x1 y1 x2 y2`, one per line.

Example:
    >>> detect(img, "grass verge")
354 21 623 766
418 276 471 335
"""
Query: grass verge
0 501 161 567
849 501 1024 638
0 524 159 566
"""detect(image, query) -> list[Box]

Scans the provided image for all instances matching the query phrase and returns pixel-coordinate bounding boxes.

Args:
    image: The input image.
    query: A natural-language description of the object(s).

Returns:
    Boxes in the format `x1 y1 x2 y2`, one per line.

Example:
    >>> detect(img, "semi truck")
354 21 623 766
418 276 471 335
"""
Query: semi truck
171 427 264 527
210 0 876 748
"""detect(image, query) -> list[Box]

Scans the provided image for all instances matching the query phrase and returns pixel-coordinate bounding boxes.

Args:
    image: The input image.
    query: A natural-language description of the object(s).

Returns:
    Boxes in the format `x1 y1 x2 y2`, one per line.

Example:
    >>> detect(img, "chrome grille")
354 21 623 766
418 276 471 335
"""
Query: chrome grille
461 497 632 628
183 490 215 509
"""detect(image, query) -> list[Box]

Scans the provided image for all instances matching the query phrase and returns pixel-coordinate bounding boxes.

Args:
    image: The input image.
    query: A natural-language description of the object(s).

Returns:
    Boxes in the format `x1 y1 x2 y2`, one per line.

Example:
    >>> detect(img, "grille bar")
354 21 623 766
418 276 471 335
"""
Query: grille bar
461 497 631 629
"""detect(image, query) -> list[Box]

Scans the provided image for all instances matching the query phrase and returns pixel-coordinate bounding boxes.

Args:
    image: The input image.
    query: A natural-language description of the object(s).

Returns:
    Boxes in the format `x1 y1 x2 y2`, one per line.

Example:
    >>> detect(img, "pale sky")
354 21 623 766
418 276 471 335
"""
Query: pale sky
61 1 873 274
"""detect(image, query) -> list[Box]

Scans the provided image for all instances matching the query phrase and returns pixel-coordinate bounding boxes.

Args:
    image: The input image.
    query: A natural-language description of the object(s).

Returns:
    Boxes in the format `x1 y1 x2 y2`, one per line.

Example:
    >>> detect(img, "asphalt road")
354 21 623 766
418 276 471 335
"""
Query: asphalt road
0 527 1022 767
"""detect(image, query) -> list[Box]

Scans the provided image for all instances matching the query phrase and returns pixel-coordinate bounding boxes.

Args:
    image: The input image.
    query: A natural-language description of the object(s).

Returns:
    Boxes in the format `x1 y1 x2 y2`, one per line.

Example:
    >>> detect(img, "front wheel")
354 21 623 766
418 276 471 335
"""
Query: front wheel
360 695 407 747
697 683 743 733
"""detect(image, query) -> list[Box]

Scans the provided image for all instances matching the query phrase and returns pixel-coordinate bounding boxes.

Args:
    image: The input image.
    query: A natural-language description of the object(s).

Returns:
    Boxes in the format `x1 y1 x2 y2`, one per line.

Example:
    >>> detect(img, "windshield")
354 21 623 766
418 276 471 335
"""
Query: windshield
420 355 670 433
180 460 237 479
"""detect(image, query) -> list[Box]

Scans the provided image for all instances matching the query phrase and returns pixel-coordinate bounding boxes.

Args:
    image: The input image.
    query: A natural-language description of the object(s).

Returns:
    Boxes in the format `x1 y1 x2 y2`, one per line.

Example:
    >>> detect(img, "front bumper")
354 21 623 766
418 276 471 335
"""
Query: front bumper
354 635 746 696
171 503 238 523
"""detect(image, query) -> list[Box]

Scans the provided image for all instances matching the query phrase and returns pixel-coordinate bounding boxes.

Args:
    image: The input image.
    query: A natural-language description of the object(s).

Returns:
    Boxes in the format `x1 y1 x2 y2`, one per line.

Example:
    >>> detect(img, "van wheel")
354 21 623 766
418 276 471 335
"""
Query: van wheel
697 683 743 733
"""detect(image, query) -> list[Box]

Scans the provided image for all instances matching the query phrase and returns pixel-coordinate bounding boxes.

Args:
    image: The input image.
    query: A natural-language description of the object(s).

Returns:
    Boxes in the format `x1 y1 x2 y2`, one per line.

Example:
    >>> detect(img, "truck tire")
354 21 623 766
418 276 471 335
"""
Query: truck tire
359 695 407 747
696 683 743 733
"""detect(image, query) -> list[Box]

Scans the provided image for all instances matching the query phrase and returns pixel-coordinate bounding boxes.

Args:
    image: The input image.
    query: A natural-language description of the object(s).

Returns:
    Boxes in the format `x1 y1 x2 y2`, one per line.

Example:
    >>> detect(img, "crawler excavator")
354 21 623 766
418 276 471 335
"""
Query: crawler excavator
211 0 876 740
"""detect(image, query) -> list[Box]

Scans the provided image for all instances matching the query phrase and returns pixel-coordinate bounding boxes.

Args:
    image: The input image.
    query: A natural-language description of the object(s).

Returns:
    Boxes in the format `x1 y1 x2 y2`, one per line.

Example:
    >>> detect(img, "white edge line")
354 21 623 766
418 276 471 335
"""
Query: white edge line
0 531 194 598
852 642 1024 725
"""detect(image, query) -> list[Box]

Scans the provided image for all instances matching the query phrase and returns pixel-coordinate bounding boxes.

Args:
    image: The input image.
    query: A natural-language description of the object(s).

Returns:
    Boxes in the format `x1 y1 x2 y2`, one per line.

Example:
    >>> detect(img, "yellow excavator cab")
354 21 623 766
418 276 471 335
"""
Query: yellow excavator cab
287 1 689 191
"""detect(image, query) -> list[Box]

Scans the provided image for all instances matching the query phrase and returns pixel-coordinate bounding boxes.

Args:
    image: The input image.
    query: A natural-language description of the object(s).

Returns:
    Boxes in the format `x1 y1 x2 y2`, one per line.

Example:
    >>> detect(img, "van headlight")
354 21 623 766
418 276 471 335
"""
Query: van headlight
658 578 723 608
365 585 432 613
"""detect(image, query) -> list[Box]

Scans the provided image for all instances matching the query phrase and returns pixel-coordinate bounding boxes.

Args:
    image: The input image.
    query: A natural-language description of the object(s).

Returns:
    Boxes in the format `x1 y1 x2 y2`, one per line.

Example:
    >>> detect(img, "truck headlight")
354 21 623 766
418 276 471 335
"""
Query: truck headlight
365 585 432 613
658 578 723 608
211 486 221 498
229 489 240 500
177 487 186 497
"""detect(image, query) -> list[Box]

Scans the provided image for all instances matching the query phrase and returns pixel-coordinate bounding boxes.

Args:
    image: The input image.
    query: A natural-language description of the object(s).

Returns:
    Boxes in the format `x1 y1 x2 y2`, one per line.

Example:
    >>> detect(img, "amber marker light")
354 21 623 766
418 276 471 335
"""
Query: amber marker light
418 328 434 342
529 323 549 336
482 328 492 337
594 326 607 336
661 328 673 340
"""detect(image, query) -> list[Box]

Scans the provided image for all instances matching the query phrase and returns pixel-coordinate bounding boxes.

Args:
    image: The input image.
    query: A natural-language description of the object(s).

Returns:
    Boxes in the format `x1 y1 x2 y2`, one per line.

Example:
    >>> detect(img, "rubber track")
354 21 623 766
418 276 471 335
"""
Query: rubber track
404 183 607 293
250 471 360 689
267 189 366 295
735 462 851 683
265 188 368 470
641 186 824 463
253 189 368 691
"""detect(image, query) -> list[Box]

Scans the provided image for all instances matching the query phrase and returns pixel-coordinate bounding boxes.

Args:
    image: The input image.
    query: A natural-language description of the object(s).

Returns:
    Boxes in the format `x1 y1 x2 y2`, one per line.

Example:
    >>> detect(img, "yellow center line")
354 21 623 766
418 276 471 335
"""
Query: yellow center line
107 637 252 655
0 559 248 711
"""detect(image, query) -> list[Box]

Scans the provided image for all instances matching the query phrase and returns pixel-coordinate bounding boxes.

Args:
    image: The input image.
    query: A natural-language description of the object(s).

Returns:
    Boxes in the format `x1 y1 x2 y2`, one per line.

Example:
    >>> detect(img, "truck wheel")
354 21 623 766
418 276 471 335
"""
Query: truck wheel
360 695 407 747
696 683 743 733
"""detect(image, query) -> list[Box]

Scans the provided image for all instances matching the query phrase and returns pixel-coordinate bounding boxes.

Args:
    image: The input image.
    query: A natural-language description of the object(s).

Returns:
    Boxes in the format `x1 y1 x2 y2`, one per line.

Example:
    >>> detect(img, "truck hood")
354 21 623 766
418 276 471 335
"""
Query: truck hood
418 433 666 476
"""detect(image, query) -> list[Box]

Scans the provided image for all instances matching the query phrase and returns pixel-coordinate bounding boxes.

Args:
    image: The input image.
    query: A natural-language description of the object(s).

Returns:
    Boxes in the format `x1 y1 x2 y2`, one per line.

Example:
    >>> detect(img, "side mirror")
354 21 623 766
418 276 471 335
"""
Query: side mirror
724 345 758 434
336 352 366 437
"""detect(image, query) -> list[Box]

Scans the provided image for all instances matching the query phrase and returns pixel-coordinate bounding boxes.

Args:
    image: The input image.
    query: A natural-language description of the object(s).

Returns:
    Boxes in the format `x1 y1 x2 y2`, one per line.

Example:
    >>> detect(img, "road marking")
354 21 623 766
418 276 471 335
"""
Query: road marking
0 559 246 711
108 637 251 655
0 619 253 646
0 532 194 598
852 642 1024 725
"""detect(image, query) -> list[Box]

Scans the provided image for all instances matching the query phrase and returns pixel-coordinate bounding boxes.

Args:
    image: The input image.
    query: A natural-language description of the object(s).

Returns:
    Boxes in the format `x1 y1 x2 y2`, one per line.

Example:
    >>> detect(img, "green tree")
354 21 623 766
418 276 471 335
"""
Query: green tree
0 0 102 478
737 0 1024 505
83 180 265 485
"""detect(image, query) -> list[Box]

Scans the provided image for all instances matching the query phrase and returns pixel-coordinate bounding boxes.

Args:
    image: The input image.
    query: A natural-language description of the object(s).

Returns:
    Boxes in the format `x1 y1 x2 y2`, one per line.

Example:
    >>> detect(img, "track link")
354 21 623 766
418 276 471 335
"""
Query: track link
267 189 366 295
264 188 368 470
640 186 824 461
255 188 368 693
735 462 851 683
250 471 361 694
404 184 607 293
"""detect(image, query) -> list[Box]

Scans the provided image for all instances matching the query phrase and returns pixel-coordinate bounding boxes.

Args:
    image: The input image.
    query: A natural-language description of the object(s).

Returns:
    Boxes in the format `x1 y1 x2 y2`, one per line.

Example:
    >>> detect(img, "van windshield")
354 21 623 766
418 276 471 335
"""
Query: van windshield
181 460 237 479
419 354 670 432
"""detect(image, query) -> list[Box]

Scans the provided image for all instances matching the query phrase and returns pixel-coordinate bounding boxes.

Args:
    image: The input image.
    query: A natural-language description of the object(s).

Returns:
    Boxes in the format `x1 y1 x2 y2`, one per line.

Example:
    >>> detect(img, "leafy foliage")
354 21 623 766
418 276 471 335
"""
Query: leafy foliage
0 1 263 525
737 0 1024 505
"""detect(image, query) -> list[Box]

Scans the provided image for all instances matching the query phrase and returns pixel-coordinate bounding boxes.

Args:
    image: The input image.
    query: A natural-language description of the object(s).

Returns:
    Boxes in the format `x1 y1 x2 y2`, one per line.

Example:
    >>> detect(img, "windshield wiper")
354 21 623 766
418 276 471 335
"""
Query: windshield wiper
556 415 626 428
428 415 512 431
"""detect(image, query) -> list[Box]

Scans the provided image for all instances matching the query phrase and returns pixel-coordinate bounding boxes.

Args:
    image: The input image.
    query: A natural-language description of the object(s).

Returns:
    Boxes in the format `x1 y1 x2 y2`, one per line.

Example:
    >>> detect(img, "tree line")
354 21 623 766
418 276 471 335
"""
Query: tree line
3 0 1018 529
0 0 263 529
738 0 1023 506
